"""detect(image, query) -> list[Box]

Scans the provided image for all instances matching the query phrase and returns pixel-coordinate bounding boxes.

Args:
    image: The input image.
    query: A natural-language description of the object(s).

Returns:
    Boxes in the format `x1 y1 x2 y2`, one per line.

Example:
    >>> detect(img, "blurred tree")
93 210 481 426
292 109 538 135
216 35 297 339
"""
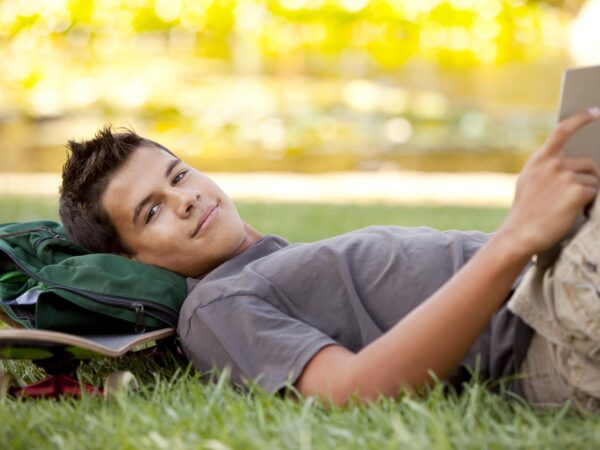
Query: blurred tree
0 0 583 174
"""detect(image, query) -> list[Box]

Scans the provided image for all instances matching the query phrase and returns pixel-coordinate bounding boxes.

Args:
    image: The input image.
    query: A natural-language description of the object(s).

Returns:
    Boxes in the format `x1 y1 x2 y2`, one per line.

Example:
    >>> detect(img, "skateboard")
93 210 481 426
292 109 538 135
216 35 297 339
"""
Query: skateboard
0 327 177 399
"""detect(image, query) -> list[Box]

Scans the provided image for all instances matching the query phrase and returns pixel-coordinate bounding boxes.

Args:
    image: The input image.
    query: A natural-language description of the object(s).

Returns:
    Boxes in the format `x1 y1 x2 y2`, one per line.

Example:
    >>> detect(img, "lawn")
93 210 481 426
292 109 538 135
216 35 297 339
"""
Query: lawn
1 195 599 450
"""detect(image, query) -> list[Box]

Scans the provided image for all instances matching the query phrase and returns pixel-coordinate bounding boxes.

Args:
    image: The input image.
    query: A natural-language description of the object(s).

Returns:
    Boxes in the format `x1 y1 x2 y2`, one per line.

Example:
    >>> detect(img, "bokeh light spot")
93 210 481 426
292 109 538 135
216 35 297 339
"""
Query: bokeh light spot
343 79 379 113
339 0 369 13
384 117 413 144
569 0 600 65
155 0 182 23
411 91 449 119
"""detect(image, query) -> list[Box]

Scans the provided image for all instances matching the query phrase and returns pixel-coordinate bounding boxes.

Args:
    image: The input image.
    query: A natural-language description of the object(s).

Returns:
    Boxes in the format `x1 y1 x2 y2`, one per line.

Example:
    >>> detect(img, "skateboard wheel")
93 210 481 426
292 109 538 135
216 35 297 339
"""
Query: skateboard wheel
104 371 139 397
0 371 15 400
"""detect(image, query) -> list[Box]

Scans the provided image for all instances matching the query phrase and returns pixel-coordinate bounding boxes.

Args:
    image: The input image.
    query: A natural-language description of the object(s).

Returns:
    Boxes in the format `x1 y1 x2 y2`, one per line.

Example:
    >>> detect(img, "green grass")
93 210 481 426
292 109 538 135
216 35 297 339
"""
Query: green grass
2 195 600 449
0 195 508 239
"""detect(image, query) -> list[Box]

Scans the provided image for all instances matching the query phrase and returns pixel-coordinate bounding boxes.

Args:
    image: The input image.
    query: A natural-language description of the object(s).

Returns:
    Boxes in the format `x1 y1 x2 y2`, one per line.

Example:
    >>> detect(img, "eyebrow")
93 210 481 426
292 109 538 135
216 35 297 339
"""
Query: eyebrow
132 158 181 225
164 158 181 178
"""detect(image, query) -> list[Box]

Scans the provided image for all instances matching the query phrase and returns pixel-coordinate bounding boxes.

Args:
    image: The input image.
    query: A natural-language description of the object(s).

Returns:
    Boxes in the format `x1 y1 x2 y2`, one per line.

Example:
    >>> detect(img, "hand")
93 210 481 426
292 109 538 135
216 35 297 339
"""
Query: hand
500 108 600 255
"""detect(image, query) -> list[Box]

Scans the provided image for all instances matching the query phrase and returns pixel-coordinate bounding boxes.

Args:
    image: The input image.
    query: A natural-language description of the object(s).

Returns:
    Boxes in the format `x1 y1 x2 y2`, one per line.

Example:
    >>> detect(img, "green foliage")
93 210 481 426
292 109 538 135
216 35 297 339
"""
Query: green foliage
0 0 570 67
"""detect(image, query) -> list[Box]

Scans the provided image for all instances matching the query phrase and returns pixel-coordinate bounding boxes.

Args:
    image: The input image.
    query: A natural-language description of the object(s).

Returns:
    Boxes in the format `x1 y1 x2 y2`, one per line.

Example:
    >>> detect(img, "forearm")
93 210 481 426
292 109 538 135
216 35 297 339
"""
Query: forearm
342 228 533 400
297 109 600 405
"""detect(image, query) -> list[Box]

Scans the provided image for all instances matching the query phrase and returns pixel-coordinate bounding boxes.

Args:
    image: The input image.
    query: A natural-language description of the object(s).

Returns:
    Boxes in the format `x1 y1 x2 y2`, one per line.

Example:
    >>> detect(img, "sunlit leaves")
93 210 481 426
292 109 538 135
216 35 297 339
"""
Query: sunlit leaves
0 0 572 67
0 0 578 173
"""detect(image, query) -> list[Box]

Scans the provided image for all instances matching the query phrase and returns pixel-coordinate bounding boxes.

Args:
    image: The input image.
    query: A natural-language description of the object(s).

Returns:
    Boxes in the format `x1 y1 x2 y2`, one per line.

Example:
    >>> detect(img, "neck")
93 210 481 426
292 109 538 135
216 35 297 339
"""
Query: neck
193 223 263 280
237 222 263 253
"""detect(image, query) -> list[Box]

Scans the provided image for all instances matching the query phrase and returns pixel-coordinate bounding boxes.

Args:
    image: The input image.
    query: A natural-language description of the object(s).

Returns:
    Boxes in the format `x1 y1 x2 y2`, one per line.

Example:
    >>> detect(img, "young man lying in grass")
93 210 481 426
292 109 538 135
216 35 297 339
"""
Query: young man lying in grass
59 108 600 409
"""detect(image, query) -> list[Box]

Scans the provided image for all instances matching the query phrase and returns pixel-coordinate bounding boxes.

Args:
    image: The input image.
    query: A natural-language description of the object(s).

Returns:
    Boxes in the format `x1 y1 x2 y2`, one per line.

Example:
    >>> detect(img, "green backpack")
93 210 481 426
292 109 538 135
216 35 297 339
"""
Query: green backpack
0 221 188 334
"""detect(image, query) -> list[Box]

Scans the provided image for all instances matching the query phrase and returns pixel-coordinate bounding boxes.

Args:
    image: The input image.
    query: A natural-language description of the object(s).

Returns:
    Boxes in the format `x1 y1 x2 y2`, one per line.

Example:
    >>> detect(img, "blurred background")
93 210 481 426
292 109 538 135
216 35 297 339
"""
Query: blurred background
0 0 598 176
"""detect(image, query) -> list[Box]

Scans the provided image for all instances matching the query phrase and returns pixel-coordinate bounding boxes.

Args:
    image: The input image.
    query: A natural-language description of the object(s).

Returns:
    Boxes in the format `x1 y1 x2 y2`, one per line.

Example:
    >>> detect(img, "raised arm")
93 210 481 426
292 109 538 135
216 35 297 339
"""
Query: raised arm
296 109 600 405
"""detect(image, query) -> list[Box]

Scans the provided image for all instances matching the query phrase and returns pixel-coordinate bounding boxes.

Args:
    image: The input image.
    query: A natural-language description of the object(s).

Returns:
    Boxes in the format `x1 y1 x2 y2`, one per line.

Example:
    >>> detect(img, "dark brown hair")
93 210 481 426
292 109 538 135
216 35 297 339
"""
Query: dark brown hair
59 125 175 254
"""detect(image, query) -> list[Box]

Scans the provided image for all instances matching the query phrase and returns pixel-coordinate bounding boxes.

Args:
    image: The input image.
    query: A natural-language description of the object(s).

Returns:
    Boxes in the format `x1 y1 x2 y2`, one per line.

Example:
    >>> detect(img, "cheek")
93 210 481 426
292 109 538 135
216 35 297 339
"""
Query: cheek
135 224 182 252
217 208 243 238
221 200 242 223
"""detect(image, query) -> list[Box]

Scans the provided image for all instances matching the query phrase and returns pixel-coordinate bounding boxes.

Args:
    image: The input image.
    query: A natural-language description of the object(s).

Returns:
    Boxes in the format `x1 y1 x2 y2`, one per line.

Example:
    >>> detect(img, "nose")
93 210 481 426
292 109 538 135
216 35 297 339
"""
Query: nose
168 188 200 218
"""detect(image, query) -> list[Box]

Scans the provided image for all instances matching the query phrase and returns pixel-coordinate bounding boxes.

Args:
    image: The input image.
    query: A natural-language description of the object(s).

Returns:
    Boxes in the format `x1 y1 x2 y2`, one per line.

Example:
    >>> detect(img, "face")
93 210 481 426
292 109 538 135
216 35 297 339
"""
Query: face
101 145 259 277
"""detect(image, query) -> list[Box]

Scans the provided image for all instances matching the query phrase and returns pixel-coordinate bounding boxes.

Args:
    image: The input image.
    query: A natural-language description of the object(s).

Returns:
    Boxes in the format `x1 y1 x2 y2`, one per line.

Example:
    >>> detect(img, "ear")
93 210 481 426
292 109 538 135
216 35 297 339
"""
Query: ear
117 250 136 261
114 240 137 260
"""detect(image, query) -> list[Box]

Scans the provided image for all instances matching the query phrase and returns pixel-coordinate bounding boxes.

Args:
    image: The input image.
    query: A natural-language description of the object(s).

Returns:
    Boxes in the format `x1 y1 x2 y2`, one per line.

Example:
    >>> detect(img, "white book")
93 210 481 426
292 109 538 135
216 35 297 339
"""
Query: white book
536 64 600 269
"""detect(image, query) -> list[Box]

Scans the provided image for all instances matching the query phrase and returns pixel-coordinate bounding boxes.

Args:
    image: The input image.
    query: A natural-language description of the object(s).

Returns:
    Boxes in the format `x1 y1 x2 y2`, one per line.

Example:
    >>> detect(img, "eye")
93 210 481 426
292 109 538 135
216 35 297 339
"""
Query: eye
146 203 159 224
173 170 187 185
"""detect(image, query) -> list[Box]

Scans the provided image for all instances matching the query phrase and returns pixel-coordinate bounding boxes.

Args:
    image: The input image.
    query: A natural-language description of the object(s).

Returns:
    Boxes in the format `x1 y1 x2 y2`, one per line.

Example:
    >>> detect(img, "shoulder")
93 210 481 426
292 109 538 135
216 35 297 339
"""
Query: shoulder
177 291 337 393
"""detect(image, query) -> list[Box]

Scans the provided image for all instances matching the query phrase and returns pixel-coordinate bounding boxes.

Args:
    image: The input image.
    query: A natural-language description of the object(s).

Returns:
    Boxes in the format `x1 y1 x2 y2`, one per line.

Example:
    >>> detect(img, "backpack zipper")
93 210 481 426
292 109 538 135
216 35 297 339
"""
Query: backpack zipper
51 284 177 329
0 225 66 254
132 303 146 333
0 225 64 241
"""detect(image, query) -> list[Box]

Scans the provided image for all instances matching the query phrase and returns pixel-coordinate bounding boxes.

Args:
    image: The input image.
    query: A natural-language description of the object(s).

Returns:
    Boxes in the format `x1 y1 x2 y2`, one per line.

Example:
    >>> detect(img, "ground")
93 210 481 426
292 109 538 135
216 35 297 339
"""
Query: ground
1 195 599 449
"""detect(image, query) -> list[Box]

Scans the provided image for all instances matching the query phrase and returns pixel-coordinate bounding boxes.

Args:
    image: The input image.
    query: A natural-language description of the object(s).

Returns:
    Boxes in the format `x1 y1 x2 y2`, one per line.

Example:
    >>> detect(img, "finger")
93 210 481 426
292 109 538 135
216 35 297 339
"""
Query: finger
543 108 600 155
563 156 600 178
573 173 600 189
567 179 600 204
578 185 599 205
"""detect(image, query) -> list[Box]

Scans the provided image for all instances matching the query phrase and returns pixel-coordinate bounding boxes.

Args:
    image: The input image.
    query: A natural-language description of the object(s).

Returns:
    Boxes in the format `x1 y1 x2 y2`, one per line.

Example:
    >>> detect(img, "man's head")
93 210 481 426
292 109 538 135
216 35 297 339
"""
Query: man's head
60 126 259 277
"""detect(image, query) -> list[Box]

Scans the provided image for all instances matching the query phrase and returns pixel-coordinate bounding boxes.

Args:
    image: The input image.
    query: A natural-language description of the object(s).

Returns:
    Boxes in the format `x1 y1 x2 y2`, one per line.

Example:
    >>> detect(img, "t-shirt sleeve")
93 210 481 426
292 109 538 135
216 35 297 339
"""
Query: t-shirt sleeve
178 294 338 393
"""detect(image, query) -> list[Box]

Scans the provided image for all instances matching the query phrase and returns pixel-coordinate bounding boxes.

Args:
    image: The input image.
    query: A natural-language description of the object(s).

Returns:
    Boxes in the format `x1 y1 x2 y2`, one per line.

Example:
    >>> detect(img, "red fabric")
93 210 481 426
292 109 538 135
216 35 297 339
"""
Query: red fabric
11 374 100 398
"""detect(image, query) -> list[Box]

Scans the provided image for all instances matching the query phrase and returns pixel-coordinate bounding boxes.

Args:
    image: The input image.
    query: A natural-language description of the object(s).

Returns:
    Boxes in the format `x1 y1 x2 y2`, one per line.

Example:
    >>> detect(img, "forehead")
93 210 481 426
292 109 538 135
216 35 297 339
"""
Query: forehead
101 145 176 222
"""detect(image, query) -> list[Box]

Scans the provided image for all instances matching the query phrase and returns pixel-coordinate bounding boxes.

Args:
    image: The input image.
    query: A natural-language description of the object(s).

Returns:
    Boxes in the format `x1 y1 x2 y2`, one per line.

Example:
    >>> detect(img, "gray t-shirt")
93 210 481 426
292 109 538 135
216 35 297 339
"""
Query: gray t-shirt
178 225 532 394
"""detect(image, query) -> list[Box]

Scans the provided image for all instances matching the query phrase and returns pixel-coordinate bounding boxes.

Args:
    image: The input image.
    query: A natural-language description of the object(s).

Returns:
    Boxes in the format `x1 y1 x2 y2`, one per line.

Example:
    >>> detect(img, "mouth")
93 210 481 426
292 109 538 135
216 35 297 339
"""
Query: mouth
191 202 219 238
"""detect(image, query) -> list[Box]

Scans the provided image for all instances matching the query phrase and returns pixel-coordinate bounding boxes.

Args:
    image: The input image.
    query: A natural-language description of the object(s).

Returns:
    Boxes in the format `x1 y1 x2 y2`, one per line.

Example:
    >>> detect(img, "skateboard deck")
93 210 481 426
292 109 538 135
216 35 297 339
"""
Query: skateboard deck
0 327 176 360
0 327 178 398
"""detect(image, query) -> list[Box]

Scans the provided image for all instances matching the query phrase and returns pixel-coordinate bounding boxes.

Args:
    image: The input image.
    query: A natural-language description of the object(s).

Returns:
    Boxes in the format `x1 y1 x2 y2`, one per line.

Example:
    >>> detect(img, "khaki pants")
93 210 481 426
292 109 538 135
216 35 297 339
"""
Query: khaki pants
509 200 600 411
